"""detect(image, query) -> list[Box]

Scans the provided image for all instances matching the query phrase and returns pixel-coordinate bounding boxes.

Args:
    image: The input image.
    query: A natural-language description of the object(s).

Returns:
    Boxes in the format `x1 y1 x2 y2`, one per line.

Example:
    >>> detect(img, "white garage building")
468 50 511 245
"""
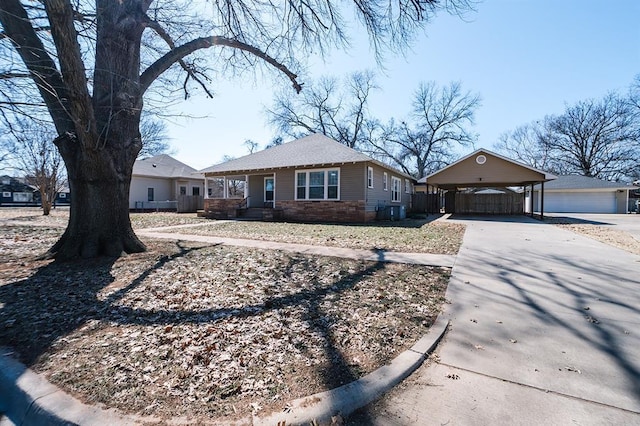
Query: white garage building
530 175 637 214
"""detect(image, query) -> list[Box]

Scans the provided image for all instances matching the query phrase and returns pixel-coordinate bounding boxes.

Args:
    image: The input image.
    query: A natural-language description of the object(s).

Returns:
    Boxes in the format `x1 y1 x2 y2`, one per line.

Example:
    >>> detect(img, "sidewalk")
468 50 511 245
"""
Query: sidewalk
137 227 456 268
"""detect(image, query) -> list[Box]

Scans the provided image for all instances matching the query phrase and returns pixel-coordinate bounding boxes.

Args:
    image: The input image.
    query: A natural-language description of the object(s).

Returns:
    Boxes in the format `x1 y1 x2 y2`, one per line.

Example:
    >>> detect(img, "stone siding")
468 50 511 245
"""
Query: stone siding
203 198 241 219
278 200 375 223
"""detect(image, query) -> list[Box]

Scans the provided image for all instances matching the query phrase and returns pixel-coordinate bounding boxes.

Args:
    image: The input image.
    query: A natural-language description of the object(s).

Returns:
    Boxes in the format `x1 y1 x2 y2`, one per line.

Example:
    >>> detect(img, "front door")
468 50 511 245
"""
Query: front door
264 177 274 207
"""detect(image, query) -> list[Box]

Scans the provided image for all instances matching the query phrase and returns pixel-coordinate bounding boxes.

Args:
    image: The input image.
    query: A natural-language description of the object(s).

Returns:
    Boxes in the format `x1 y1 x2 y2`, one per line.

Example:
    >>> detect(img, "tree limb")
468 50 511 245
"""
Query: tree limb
140 35 302 95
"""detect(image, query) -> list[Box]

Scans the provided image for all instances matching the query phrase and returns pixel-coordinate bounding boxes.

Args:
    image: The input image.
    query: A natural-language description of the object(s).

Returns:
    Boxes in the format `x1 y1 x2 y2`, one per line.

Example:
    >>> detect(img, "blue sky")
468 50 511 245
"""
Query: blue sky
165 0 640 170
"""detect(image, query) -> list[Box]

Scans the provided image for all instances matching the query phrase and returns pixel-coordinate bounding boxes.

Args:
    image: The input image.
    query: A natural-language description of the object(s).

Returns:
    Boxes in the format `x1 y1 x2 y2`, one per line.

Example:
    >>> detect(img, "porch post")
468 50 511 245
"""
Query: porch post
204 176 209 199
223 176 228 199
273 173 276 208
244 175 249 200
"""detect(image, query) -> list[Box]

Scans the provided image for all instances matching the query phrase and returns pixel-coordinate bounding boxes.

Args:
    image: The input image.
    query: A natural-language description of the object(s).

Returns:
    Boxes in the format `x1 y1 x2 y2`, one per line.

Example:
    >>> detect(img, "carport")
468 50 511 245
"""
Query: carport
420 149 556 217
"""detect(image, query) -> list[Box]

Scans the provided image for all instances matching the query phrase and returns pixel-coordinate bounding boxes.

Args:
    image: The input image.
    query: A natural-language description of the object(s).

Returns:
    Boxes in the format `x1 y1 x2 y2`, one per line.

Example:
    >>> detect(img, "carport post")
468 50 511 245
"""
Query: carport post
540 181 544 220
530 183 534 217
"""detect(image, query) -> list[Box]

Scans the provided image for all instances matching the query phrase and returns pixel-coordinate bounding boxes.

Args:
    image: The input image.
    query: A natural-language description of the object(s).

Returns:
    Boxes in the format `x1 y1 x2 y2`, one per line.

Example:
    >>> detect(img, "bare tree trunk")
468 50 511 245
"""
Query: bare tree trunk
40 188 52 216
49 134 145 260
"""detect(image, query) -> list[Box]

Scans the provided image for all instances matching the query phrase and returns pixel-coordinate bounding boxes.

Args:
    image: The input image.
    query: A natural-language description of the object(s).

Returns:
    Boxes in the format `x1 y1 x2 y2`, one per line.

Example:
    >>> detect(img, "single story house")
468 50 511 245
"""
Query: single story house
131 154 203 211
1 175 37 205
416 149 557 215
1 175 71 206
199 134 415 222
529 175 638 214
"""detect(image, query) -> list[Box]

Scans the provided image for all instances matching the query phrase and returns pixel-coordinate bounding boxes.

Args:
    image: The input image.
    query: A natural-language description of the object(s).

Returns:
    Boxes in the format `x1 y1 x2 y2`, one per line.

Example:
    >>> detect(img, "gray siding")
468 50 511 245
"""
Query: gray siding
248 174 266 207
275 170 295 202
233 163 412 214
339 163 366 201
365 163 412 212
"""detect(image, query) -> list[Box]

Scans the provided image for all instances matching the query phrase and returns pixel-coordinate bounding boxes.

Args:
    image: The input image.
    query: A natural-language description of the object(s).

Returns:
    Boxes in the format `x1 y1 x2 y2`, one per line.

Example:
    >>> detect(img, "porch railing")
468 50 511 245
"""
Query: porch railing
237 196 250 209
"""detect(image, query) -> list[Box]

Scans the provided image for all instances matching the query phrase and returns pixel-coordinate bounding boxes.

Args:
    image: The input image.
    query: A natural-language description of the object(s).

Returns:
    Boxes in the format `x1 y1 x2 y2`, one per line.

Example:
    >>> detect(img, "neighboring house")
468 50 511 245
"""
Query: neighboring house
0 175 37 206
54 186 71 205
131 154 203 211
199 134 414 222
530 175 638 214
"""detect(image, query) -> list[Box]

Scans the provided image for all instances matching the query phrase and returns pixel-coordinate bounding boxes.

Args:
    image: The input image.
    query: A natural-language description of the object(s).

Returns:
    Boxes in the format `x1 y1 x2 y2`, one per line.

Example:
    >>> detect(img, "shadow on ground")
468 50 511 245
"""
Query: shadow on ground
0 241 394 422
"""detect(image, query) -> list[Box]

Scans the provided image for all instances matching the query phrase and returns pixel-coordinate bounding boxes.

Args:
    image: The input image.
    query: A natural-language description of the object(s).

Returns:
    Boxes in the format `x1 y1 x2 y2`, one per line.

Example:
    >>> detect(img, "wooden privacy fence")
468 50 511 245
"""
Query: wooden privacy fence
412 193 440 213
177 195 204 213
454 193 524 214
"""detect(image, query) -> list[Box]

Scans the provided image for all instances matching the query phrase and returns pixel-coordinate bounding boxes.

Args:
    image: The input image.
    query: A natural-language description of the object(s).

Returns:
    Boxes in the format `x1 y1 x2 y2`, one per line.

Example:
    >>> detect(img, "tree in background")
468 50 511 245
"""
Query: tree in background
138 113 173 159
4 120 65 215
494 121 568 174
267 70 378 149
0 0 474 259
495 87 640 181
369 81 480 179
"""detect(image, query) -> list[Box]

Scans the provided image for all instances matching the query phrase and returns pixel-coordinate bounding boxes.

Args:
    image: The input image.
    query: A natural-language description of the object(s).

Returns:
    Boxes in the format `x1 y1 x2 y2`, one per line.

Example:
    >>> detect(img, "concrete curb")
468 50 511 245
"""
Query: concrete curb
0 317 448 425
0 348 139 425
254 315 450 425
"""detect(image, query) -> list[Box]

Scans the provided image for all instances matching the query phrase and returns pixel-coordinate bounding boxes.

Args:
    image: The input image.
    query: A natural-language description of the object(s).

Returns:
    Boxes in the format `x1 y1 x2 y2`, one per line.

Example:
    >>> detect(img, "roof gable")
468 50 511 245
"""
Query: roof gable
133 154 198 179
421 148 556 188
199 134 411 178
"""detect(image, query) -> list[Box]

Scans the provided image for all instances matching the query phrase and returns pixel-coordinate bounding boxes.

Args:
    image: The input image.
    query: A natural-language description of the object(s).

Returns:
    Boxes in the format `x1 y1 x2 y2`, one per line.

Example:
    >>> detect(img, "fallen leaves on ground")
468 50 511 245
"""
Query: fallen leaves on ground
0 224 451 422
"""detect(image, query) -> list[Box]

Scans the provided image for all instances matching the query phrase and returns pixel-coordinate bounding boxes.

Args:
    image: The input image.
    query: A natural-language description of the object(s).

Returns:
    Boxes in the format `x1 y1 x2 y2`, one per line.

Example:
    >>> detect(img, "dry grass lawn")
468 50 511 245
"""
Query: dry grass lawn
0 208 456 423
164 219 465 255
543 216 640 256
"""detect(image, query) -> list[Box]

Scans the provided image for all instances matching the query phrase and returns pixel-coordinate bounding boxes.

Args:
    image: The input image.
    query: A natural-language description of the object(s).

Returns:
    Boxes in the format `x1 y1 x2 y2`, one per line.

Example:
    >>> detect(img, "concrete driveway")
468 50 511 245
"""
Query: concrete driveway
353 215 640 425
547 213 640 242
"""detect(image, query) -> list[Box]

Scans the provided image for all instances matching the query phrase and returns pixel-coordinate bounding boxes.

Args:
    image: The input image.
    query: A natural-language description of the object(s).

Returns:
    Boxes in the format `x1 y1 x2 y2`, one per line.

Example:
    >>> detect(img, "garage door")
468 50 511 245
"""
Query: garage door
544 192 616 213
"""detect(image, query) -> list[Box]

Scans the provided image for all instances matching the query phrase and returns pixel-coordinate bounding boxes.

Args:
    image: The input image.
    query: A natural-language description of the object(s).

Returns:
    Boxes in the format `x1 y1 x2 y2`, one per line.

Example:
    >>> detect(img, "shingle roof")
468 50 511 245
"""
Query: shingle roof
199 134 403 176
534 175 637 190
133 154 198 179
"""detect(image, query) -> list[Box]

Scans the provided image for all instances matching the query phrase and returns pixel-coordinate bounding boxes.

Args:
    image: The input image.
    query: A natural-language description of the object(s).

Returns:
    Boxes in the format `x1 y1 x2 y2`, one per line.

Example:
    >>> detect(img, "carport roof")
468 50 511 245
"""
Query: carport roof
419 149 556 190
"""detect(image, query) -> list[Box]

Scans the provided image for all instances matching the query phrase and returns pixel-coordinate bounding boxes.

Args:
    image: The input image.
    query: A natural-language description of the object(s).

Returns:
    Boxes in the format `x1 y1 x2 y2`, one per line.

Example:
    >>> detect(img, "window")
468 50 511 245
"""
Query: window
309 171 325 199
2 191 11 198
295 168 340 200
147 188 154 202
296 172 306 199
405 179 411 194
383 172 388 191
391 177 401 202
59 193 66 198
367 167 374 188
192 186 200 196
179 186 187 195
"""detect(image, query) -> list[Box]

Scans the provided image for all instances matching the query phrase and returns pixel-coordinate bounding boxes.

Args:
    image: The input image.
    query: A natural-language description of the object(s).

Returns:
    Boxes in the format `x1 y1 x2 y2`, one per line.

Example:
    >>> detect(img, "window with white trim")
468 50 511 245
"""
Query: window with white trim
383 172 388 191
405 179 411 194
391 177 401 202
296 168 340 200
367 166 373 188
